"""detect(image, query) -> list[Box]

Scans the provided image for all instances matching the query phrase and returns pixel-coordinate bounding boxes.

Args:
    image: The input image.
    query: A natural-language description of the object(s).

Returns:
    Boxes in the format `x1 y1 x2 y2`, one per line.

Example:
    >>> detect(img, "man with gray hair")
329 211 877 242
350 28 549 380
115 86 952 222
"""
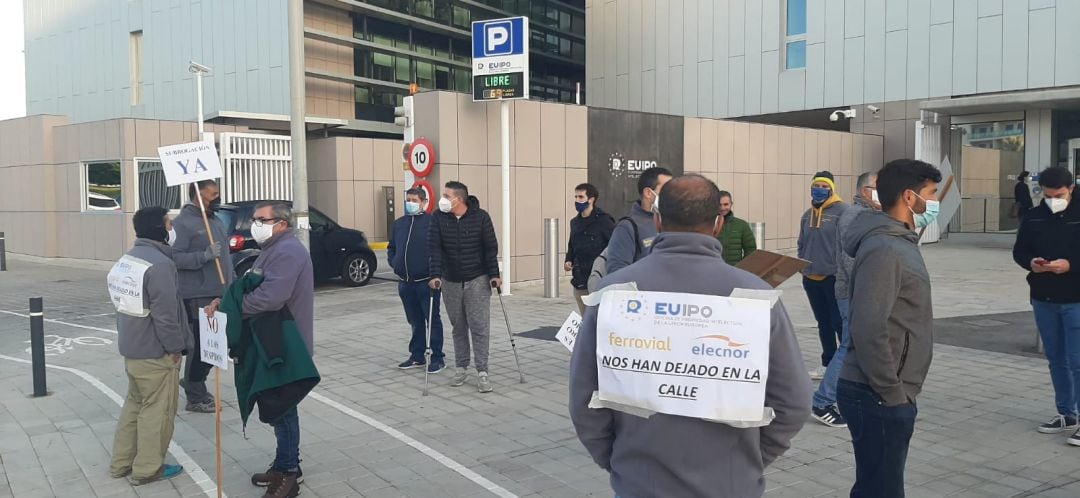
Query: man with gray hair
206 200 314 496
810 171 880 428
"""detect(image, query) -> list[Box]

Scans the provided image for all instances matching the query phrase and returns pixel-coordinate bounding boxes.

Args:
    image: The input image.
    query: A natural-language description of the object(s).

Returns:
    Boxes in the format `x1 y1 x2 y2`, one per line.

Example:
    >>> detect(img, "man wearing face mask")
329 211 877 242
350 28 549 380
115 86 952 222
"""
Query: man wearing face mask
388 188 445 373
171 179 231 413
569 174 810 498
1013 167 1080 444
565 183 616 313
429 181 502 393
838 159 941 498
604 166 673 275
109 207 191 486
811 172 880 429
798 171 848 380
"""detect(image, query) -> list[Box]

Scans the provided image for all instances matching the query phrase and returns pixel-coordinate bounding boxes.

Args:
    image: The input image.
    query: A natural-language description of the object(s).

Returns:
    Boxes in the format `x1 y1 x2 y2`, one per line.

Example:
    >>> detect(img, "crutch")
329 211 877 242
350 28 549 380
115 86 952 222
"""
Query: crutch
422 290 436 396
494 284 526 383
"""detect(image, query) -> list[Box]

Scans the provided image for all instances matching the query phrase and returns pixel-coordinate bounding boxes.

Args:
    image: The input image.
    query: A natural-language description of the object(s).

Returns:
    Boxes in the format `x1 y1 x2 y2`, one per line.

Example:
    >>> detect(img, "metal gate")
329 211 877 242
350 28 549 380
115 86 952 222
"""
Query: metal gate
219 132 292 203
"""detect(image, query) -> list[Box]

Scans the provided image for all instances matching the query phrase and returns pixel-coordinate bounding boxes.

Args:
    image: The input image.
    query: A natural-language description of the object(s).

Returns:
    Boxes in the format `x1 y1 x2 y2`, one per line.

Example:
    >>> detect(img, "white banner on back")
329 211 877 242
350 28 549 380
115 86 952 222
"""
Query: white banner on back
106 255 151 317
157 140 224 187
596 290 771 424
199 309 229 370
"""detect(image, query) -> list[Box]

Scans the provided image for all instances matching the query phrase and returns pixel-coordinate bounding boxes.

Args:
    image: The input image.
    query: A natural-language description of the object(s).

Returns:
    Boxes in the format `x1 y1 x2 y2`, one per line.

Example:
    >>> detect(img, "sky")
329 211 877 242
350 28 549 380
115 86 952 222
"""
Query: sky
0 1 25 121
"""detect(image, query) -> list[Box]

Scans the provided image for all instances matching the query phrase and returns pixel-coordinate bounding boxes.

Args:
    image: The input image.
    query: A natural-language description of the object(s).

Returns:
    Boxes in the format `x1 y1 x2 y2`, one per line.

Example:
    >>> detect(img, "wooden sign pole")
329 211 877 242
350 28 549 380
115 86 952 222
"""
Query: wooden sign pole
194 192 225 498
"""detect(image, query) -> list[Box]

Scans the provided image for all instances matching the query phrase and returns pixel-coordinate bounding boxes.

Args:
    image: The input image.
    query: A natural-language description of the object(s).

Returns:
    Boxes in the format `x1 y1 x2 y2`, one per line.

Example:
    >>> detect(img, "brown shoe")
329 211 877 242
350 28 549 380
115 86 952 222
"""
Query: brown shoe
251 465 304 487
261 471 300 498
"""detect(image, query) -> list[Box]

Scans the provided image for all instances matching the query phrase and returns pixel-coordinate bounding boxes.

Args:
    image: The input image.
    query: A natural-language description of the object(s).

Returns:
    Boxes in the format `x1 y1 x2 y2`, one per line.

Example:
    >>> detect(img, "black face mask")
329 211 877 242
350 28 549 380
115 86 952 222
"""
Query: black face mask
208 198 222 211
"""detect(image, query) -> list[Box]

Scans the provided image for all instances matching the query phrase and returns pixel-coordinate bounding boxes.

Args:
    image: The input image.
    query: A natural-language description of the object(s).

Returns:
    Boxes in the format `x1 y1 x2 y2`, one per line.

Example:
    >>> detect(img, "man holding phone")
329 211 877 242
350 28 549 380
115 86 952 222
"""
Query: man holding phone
1013 166 1080 445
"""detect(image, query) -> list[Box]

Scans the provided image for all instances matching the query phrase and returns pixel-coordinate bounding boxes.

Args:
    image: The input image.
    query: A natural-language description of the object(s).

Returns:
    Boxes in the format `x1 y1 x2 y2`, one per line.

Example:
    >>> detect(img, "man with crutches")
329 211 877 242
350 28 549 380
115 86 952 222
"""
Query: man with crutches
429 181 503 393
388 187 445 375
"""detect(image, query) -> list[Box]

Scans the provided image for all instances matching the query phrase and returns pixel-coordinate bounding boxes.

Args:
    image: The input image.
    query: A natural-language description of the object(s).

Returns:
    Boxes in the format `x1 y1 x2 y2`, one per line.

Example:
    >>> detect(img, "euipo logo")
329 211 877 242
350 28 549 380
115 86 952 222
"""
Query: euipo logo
608 152 625 179
608 151 658 180
619 296 649 321
692 334 750 359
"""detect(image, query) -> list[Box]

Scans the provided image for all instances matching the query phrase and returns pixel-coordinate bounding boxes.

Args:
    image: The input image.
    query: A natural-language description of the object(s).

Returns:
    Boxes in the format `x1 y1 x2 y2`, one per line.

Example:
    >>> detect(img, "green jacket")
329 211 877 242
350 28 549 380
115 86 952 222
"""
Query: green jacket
220 270 320 428
718 213 757 265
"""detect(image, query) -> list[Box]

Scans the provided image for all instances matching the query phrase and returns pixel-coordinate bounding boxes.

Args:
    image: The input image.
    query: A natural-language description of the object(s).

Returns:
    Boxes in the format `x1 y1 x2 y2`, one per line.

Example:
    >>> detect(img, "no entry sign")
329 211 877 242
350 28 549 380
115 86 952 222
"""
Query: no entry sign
408 138 436 177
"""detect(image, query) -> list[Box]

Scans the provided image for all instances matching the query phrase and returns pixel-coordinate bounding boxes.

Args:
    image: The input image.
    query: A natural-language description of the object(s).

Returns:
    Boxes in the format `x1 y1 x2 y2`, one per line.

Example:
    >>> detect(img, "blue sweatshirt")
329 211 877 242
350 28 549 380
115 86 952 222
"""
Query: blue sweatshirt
387 213 433 282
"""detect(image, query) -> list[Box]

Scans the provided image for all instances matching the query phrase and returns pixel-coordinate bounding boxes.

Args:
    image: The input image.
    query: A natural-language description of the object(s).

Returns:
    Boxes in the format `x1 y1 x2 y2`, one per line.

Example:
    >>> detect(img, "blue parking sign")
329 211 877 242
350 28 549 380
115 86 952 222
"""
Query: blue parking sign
473 17 526 58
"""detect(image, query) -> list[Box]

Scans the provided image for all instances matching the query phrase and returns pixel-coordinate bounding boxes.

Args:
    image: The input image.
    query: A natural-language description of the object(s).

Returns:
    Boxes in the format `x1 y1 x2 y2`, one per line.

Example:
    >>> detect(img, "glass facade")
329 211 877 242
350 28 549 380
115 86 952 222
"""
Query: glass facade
348 0 585 123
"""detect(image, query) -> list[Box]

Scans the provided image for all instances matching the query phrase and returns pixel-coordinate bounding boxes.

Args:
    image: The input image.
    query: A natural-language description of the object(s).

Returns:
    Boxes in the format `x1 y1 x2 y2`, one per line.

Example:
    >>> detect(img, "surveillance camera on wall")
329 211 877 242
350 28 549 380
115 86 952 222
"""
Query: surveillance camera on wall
829 109 857 122
188 61 211 74
866 105 880 114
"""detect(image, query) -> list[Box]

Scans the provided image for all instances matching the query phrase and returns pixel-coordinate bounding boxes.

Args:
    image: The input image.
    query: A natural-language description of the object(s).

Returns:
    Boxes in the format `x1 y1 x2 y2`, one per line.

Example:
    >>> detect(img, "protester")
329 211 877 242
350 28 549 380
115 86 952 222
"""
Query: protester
569 174 810 498
565 183 616 313
605 166 672 274
1012 166 1080 444
388 187 445 373
171 179 232 413
108 207 190 485
429 181 502 393
1015 170 1034 220
811 172 879 428
717 190 756 265
798 170 847 380
207 201 314 498
838 159 941 498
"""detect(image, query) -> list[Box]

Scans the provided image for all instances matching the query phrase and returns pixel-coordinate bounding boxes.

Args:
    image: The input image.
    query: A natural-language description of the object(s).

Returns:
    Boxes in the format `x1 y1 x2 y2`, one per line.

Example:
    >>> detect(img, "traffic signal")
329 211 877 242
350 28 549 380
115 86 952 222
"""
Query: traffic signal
394 97 412 127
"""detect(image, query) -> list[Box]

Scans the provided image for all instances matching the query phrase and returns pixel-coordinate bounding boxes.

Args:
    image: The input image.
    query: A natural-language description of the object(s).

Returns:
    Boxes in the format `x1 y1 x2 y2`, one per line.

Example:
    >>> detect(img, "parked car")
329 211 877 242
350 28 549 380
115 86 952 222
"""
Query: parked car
215 201 378 286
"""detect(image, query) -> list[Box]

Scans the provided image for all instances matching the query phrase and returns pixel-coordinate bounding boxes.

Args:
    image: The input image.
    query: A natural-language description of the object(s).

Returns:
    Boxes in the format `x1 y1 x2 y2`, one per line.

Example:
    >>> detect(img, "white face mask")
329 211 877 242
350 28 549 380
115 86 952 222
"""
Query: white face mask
167 228 177 246
870 189 879 203
251 220 279 245
649 189 660 213
1047 197 1069 214
438 197 453 213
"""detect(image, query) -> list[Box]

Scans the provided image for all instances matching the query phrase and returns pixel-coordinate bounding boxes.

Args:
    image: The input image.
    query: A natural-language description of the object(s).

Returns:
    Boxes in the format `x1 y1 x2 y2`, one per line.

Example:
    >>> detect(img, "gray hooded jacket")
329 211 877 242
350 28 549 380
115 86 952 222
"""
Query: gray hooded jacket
173 203 234 300
115 239 193 359
604 201 658 275
570 232 811 498
797 201 848 277
840 210 934 406
834 196 876 301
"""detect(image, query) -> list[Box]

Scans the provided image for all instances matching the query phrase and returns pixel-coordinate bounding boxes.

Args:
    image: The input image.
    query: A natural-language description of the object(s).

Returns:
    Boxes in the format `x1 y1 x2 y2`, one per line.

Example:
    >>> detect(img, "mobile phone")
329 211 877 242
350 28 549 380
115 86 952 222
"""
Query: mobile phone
1033 257 1049 266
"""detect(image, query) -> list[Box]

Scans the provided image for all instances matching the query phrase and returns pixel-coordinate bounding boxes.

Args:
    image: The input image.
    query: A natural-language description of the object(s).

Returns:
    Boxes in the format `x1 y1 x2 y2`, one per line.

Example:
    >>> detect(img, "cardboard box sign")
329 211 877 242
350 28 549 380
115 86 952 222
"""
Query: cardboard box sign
736 250 811 288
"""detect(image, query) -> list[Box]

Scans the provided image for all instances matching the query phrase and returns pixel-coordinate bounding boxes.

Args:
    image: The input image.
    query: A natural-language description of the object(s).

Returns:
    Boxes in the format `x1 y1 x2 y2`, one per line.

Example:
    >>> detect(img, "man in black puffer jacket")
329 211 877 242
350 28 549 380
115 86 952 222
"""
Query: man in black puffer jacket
566 183 615 313
429 181 502 393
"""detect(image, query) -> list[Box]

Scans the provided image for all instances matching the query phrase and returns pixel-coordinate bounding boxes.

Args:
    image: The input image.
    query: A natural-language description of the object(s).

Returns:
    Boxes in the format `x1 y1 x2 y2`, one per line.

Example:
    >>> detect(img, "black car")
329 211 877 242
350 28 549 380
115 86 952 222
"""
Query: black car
215 201 378 286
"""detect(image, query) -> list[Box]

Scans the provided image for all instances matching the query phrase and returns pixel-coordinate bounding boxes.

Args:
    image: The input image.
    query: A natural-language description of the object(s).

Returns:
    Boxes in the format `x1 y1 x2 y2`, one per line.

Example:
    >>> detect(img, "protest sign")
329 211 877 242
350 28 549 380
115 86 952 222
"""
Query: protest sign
106 255 151 317
596 290 771 423
199 309 229 370
157 140 223 186
556 311 582 352
735 250 810 288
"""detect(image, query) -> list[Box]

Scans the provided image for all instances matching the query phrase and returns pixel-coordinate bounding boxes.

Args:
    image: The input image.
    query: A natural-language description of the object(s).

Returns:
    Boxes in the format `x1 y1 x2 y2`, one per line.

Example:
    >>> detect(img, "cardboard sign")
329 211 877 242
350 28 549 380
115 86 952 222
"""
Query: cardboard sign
106 255 151 317
596 290 771 423
157 141 223 187
199 309 229 370
556 311 583 352
735 250 810 288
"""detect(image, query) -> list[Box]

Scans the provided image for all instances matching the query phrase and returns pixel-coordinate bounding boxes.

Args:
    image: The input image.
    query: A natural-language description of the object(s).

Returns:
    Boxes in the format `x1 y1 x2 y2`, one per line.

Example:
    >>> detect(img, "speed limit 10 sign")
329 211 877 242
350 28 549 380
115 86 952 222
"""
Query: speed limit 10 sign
408 138 436 177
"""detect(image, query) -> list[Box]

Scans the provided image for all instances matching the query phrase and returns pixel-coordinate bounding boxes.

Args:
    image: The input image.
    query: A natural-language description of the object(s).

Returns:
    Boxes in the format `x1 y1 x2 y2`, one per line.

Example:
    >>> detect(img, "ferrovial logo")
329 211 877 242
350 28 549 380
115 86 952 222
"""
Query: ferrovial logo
608 152 658 180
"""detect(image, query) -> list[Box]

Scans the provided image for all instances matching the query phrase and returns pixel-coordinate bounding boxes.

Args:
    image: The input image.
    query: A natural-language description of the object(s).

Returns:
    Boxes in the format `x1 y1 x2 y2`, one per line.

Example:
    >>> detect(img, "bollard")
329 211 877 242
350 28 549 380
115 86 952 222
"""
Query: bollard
543 218 560 298
29 297 48 397
0 231 6 271
750 222 765 251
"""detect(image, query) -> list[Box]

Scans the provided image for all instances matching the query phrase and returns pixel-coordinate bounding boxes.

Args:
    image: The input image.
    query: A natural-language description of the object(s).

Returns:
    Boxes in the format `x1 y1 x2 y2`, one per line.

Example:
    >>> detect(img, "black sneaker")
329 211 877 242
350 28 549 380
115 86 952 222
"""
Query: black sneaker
397 359 425 370
427 360 445 374
1038 414 1080 434
251 465 304 487
1068 428 1080 447
812 405 847 428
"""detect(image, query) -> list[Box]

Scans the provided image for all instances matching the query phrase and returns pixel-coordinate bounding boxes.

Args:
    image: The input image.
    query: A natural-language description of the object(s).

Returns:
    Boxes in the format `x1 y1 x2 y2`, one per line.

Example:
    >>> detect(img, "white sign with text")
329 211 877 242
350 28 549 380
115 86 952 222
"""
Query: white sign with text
556 311 582 352
107 255 151 317
157 140 223 186
199 309 229 370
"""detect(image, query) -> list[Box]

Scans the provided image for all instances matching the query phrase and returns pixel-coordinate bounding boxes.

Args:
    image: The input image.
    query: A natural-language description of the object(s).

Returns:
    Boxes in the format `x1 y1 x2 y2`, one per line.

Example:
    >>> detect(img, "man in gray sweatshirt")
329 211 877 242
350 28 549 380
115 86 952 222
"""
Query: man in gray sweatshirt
172 180 232 413
604 166 672 275
838 159 941 498
570 174 810 498
109 207 192 486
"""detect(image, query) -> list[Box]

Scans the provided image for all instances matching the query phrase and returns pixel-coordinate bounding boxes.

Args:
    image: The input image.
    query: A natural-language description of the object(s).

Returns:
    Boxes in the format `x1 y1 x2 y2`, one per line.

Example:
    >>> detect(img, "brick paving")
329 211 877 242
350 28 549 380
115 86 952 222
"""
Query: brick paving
1 236 1079 497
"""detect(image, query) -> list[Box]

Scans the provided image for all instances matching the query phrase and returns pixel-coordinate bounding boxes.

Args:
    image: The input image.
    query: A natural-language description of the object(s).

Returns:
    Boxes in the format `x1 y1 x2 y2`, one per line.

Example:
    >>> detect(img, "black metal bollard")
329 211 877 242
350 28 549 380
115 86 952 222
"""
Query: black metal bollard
30 298 47 397
0 231 7 271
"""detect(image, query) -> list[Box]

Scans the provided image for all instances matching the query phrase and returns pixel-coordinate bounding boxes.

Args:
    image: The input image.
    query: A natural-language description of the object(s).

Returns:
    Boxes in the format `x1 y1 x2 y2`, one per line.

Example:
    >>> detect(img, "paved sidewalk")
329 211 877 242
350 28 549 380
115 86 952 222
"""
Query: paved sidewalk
1 237 1079 497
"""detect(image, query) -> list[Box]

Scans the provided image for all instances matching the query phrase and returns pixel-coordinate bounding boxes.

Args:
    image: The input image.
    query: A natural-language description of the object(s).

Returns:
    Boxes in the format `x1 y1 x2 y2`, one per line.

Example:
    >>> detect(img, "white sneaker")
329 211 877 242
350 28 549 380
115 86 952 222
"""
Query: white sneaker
449 368 468 387
477 372 493 393
809 366 826 380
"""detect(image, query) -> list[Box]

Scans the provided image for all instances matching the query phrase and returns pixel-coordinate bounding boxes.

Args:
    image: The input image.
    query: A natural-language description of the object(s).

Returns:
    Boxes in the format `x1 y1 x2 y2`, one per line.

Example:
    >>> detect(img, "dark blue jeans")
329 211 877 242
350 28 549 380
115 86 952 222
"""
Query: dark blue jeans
803 276 844 366
272 407 300 472
1031 300 1080 417
837 380 917 498
399 281 444 362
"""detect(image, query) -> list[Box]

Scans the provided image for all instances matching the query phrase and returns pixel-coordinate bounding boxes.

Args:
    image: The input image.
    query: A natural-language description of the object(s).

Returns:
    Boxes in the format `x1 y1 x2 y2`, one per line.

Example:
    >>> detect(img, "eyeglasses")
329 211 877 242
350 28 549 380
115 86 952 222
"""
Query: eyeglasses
252 217 281 226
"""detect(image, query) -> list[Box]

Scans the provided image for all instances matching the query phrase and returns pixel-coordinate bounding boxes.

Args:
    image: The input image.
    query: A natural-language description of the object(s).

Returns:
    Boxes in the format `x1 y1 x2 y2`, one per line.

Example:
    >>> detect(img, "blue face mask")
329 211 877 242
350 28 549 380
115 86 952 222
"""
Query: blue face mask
574 201 590 214
810 187 831 204
909 191 940 228
405 201 421 215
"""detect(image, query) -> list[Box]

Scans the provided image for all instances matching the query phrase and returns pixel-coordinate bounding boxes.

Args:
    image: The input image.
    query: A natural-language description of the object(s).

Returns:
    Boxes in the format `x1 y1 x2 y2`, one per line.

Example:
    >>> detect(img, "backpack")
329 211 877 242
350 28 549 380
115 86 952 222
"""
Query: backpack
586 216 639 293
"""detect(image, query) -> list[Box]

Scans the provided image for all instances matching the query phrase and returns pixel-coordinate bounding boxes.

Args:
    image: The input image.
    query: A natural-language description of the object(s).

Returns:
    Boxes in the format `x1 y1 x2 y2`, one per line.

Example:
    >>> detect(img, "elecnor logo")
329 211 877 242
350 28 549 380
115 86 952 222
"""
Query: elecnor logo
608 152 657 180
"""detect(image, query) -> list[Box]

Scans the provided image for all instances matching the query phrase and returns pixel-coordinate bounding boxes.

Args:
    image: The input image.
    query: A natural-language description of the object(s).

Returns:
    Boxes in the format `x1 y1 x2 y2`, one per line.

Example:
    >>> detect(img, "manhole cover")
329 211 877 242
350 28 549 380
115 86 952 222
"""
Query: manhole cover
963 319 1009 327
517 326 559 341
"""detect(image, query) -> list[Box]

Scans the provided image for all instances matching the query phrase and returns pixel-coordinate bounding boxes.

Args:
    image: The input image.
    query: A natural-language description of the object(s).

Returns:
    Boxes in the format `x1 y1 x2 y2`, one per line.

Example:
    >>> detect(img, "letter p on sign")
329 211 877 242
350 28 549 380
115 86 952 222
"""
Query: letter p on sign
484 22 512 55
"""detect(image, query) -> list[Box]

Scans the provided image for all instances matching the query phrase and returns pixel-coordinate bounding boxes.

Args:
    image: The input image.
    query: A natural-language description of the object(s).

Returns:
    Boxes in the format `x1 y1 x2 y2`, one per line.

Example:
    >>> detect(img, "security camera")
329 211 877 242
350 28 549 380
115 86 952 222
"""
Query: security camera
866 105 880 114
188 61 211 74
829 109 856 122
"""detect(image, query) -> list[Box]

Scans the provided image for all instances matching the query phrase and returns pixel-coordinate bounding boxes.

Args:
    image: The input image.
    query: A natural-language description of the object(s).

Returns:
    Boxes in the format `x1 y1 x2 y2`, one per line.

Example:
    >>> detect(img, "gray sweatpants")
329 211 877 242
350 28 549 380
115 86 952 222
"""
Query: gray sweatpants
442 275 492 372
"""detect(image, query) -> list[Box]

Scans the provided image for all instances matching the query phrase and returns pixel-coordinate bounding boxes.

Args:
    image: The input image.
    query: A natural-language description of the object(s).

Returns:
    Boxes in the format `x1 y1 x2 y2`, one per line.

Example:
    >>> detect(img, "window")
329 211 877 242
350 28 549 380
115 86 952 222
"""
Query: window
136 160 182 210
784 0 807 70
129 31 143 105
84 162 123 212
